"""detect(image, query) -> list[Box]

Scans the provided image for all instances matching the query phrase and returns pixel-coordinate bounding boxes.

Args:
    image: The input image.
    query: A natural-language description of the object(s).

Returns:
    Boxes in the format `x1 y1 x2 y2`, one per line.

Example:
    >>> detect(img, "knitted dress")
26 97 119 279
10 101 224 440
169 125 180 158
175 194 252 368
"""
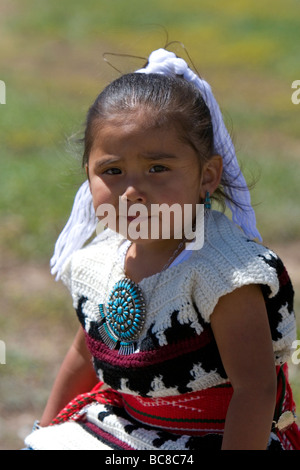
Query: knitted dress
25 211 300 450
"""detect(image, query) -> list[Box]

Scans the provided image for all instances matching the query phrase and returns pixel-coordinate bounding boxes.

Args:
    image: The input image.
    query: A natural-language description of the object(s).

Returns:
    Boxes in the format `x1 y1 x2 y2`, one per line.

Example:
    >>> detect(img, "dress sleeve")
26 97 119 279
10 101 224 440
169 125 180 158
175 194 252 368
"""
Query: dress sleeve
193 242 280 323
192 242 296 363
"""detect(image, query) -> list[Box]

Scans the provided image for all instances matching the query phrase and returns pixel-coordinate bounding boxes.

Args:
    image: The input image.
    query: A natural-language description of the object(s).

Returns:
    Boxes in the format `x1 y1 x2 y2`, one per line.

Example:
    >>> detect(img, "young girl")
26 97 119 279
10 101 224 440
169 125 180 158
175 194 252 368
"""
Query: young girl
25 48 300 450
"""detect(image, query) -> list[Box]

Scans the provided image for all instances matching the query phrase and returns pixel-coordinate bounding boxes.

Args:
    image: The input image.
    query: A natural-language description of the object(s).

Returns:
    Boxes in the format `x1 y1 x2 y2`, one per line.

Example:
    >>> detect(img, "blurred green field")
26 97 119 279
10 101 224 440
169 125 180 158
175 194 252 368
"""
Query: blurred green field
0 0 299 450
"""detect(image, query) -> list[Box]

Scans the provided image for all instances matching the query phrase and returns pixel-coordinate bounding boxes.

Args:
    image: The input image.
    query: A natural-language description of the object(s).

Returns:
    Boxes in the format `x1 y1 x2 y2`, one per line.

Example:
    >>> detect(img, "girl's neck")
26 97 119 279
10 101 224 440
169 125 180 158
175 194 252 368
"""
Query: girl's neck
124 239 186 283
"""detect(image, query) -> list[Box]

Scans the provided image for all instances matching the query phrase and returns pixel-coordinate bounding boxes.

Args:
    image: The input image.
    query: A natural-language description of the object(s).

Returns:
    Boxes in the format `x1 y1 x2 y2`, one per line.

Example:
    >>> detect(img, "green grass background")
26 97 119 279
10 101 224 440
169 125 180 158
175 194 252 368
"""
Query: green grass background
0 0 299 449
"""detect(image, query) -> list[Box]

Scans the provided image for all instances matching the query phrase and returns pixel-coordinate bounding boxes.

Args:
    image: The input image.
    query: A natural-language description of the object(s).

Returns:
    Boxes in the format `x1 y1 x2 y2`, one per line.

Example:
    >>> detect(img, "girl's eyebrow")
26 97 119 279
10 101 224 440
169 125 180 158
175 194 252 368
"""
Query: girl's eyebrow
93 157 120 170
140 152 178 160
93 153 178 169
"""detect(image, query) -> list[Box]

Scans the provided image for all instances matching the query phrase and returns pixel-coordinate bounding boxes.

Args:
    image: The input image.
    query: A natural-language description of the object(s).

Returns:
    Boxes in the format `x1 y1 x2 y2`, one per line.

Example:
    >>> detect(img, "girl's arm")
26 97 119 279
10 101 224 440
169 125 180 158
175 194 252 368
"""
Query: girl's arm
210 284 277 450
40 326 98 427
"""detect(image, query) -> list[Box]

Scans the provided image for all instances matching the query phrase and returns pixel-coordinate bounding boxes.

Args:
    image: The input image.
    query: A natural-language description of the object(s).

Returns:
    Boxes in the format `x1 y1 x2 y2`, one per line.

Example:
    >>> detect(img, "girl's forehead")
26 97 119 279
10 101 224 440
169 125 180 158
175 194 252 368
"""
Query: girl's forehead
100 106 162 130
94 111 176 145
90 114 198 161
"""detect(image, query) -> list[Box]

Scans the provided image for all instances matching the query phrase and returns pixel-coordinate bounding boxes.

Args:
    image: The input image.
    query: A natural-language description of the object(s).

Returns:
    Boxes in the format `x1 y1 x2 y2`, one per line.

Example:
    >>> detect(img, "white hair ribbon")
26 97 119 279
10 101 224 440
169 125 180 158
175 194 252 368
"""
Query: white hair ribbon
50 48 261 280
50 180 98 280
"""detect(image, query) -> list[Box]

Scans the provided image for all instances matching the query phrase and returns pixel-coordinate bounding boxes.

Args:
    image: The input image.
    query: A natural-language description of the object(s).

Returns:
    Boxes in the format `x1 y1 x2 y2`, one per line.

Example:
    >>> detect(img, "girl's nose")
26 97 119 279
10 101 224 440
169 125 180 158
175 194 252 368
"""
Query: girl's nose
121 181 147 204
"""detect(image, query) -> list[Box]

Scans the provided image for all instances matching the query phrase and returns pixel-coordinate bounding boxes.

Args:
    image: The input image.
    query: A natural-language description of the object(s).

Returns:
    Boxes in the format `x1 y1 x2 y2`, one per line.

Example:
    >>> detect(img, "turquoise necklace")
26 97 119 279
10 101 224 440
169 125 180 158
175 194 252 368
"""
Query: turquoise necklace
98 277 146 355
97 238 186 355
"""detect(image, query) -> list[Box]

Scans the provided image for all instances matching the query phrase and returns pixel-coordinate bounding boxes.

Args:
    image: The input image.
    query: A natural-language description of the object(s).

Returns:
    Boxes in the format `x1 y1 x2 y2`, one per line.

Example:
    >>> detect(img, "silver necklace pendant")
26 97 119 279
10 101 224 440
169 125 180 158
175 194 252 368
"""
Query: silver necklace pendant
98 278 146 355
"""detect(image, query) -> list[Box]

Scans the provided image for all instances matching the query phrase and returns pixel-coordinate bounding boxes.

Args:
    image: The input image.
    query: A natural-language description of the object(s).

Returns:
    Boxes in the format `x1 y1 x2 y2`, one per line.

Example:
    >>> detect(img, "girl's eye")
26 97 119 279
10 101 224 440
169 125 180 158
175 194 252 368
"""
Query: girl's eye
103 168 122 175
149 165 168 173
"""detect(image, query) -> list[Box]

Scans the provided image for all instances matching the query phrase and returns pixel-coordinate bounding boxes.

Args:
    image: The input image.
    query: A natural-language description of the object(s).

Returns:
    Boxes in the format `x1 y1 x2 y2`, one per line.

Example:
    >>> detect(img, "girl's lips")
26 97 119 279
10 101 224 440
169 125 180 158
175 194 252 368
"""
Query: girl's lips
126 216 150 223
118 215 159 225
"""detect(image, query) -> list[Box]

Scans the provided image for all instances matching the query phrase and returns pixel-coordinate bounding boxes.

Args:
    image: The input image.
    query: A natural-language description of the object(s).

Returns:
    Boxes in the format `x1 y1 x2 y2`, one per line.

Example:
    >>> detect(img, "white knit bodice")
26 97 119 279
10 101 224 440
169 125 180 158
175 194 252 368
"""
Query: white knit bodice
61 211 296 396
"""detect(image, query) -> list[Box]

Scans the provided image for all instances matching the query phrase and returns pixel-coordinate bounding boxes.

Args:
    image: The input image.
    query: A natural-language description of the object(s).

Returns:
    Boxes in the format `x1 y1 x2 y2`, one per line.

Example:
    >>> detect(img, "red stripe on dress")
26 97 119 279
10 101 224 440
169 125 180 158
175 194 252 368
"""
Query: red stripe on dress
121 385 233 435
85 326 213 368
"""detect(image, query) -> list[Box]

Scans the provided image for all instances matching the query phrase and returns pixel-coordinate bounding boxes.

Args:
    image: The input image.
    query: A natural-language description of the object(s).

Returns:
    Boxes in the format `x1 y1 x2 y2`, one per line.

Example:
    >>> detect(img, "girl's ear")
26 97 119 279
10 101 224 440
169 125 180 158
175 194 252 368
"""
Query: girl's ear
200 155 223 198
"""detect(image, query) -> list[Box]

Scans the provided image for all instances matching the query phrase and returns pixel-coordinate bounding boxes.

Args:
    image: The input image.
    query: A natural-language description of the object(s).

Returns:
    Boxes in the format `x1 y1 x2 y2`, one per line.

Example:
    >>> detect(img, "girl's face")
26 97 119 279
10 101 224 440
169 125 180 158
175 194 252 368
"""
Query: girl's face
87 110 206 245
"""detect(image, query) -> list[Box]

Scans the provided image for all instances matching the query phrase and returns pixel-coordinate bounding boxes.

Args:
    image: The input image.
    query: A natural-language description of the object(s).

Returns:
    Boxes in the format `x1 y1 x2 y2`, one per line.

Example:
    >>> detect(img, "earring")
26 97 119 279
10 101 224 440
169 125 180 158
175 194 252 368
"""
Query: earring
204 191 211 210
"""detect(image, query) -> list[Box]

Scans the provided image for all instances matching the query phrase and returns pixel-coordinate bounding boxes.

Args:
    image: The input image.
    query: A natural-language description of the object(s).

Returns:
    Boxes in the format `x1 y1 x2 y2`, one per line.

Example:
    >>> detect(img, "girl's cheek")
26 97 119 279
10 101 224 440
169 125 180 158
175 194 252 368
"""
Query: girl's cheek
90 181 117 210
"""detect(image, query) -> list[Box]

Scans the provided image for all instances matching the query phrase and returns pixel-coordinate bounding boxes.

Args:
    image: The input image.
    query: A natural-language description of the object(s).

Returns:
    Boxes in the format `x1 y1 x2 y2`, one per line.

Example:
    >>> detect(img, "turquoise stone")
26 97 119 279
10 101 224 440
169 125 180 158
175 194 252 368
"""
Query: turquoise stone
102 277 146 352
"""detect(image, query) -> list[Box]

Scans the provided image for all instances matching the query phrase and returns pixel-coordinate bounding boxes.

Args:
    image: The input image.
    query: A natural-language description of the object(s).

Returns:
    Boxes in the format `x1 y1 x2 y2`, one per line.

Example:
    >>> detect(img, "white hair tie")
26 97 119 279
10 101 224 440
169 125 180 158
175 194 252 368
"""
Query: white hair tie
50 48 261 280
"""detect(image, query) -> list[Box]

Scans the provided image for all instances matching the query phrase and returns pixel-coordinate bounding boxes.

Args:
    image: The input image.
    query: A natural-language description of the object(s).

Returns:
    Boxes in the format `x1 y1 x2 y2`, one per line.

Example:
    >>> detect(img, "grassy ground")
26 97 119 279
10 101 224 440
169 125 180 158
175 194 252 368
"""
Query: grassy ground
0 0 299 449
